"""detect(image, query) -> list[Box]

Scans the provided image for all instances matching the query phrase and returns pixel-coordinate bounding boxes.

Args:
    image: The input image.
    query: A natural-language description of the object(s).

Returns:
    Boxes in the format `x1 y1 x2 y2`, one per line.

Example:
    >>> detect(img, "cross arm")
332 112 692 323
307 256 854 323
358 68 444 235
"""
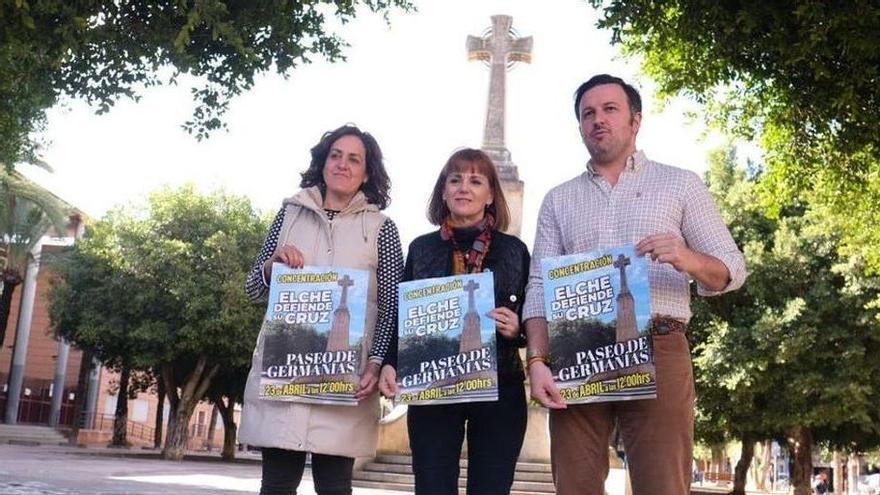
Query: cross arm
466 35 491 62
508 36 534 64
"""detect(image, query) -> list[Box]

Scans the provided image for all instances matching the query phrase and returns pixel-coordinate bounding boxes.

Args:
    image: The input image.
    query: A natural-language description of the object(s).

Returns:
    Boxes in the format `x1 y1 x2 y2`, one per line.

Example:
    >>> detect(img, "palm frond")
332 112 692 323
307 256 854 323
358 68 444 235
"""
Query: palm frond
28 159 55 173
0 160 56 174
0 171 70 272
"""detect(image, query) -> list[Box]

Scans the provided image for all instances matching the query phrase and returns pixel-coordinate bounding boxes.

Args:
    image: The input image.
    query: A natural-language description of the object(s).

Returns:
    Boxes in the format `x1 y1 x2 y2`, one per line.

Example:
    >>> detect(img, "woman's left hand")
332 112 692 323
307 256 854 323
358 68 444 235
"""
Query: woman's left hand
355 361 381 400
378 365 399 399
489 307 520 340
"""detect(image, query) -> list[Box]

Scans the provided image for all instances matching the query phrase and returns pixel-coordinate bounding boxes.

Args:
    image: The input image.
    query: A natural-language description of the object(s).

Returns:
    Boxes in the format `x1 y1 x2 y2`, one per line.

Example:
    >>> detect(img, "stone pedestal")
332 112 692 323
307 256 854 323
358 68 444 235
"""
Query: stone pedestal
376 388 552 462
376 405 411 455
519 401 551 462
501 178 524 238
371 9 543 469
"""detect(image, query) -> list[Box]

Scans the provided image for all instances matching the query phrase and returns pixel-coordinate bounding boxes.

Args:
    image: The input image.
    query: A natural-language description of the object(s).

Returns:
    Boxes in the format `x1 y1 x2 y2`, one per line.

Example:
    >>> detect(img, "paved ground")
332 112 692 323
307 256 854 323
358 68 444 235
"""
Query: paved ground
0 444 790 495
0 444 408 495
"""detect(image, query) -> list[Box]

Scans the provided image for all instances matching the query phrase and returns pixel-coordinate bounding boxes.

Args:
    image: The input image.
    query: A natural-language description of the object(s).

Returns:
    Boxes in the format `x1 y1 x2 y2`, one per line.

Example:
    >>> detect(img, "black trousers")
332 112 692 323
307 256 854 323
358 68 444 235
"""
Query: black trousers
407 379 527 495
260 448 354 495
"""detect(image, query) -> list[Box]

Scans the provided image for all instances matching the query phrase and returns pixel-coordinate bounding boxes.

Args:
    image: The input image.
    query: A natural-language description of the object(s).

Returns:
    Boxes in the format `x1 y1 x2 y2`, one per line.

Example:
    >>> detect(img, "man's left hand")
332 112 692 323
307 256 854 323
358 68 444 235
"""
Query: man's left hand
636 233 695 273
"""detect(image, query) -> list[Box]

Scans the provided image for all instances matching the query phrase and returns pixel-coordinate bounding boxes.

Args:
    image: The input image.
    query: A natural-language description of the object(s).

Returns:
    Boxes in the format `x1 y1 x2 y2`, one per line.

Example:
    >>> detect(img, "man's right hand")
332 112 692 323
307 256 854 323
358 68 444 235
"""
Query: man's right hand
528 361 566 409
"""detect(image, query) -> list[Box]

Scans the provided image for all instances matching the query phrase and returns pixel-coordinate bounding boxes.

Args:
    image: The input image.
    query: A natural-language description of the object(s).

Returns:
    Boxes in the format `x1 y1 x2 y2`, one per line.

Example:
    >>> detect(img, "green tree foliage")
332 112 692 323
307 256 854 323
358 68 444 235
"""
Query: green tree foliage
262 321 328 367
50 221 164 367
690 147 880 495
0 0 414 164
398 333 459 377
548 318 615 371
587 0 880 278
49 220 164 445
50 185 266 459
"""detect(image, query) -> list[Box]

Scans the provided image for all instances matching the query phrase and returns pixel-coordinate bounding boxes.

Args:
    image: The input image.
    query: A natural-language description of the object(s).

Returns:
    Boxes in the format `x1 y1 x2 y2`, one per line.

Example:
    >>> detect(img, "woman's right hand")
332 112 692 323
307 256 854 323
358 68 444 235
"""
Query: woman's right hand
378 365 399 399
264 244 305 279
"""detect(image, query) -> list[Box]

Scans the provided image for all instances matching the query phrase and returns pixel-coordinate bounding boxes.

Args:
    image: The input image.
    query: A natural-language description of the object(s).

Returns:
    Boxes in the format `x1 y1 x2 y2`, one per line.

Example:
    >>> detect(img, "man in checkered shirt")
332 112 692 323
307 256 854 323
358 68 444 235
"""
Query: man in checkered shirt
522 74 746 495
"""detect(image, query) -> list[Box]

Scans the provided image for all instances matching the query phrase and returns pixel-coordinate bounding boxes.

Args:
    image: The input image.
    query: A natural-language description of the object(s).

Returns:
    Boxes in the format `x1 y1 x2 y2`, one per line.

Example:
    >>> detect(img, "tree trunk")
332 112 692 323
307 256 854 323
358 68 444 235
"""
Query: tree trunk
787 425 814 495
0 276 21 348
161 356 219 460
163 399 195 461
709 444 726 482
153 373 165 449
756 440 772 491
111 365 131 447
67 350 93 445
833 451 843 495
205 404 218 452
848 453 860 495
1 276 22 420
215 395 238 461
162 364 180 456
731 435 755 495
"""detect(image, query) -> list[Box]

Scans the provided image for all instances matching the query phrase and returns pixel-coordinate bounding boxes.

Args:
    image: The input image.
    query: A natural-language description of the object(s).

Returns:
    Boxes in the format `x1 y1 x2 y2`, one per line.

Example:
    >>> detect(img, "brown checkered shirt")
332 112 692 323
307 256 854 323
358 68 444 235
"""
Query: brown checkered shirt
523 150 746 323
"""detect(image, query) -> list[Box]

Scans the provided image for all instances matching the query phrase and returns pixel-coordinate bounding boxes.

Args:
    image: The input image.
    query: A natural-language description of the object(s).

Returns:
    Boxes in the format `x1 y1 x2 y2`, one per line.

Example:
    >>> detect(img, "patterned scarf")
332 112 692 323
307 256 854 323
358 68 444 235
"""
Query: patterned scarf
440 214 495 274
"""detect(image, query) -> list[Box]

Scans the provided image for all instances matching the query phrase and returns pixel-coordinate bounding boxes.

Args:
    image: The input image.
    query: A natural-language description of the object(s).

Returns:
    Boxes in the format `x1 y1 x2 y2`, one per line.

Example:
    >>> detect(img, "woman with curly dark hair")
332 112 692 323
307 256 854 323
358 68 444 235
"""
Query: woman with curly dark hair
240 124 403 495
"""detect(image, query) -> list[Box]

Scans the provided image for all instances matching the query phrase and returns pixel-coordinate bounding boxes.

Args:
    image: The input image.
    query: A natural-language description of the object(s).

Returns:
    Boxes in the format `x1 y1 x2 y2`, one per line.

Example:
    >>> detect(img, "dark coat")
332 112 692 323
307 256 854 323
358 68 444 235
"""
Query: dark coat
386 228 530 384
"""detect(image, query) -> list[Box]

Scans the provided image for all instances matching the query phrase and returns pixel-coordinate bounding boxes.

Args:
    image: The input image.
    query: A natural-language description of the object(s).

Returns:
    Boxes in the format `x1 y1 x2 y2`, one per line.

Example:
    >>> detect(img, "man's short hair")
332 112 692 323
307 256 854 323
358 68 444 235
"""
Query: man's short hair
573 74 642 119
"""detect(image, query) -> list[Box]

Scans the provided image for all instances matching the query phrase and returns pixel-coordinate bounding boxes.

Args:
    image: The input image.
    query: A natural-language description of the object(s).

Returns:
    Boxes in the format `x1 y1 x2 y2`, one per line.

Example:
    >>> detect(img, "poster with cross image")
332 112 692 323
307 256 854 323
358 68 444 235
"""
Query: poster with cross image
396 272 498 405
258 263 369 405
541 245 656 404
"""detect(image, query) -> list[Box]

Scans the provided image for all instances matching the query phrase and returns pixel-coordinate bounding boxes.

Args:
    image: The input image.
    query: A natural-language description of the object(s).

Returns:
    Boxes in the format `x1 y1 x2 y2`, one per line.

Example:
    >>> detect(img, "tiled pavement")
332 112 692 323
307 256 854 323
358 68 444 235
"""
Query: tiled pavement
0 444 408 495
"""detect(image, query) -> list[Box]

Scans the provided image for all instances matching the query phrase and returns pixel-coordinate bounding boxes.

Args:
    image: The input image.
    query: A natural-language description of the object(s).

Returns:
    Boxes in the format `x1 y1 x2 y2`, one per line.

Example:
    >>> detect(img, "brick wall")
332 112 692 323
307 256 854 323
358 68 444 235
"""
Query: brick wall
1 245 85 424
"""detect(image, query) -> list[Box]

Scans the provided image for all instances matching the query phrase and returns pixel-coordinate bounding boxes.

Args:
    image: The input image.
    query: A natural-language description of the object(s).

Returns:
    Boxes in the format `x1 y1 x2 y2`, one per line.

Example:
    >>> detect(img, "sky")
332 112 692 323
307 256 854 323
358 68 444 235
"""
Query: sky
22 0 721 249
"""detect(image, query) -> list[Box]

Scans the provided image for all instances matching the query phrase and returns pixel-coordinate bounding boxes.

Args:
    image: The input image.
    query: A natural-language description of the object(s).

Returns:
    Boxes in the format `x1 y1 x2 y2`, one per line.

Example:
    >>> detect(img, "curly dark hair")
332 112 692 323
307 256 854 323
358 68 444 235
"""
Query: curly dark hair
299 124 391 210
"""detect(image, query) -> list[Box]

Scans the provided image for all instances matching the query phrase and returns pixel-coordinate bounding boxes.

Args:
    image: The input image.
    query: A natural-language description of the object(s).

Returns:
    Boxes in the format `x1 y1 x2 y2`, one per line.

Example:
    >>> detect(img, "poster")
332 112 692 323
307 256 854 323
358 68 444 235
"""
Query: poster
541 245 655 404
396 272 498 405
258 264 369 405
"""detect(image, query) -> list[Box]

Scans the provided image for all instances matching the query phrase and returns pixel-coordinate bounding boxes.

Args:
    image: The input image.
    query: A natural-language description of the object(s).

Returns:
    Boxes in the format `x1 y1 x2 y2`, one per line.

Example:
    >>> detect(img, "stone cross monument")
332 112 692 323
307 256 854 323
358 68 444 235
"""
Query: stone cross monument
459 279 483 353
613 254 638 342
326 274 354 352
467 15 531 236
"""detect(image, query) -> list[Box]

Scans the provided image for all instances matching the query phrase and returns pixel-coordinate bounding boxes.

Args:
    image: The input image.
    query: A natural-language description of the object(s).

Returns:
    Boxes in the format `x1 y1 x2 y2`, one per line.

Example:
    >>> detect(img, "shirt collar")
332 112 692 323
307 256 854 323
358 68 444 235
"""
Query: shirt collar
586 149 648 176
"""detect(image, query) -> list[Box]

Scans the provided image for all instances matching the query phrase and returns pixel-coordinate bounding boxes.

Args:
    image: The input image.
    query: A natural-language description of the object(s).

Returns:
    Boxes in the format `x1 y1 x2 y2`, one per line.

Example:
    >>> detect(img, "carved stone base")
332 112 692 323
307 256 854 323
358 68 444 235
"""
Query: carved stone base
500 178 524 237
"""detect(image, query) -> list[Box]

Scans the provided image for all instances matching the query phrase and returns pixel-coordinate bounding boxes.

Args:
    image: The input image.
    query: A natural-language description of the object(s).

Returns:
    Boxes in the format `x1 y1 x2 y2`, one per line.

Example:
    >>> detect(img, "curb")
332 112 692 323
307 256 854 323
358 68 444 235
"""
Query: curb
13 443 263 465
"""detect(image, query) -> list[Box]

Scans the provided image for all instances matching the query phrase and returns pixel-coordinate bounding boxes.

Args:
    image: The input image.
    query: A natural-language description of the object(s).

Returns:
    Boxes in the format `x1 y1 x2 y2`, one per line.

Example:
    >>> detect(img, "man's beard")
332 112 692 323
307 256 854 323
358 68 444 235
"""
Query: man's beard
586 139 620 164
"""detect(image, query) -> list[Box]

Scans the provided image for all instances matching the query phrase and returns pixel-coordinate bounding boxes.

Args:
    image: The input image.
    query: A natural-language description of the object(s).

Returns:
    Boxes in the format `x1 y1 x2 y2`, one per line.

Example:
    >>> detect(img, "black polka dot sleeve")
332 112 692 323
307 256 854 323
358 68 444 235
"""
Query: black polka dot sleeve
369 218 403 364
245 207 285 302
